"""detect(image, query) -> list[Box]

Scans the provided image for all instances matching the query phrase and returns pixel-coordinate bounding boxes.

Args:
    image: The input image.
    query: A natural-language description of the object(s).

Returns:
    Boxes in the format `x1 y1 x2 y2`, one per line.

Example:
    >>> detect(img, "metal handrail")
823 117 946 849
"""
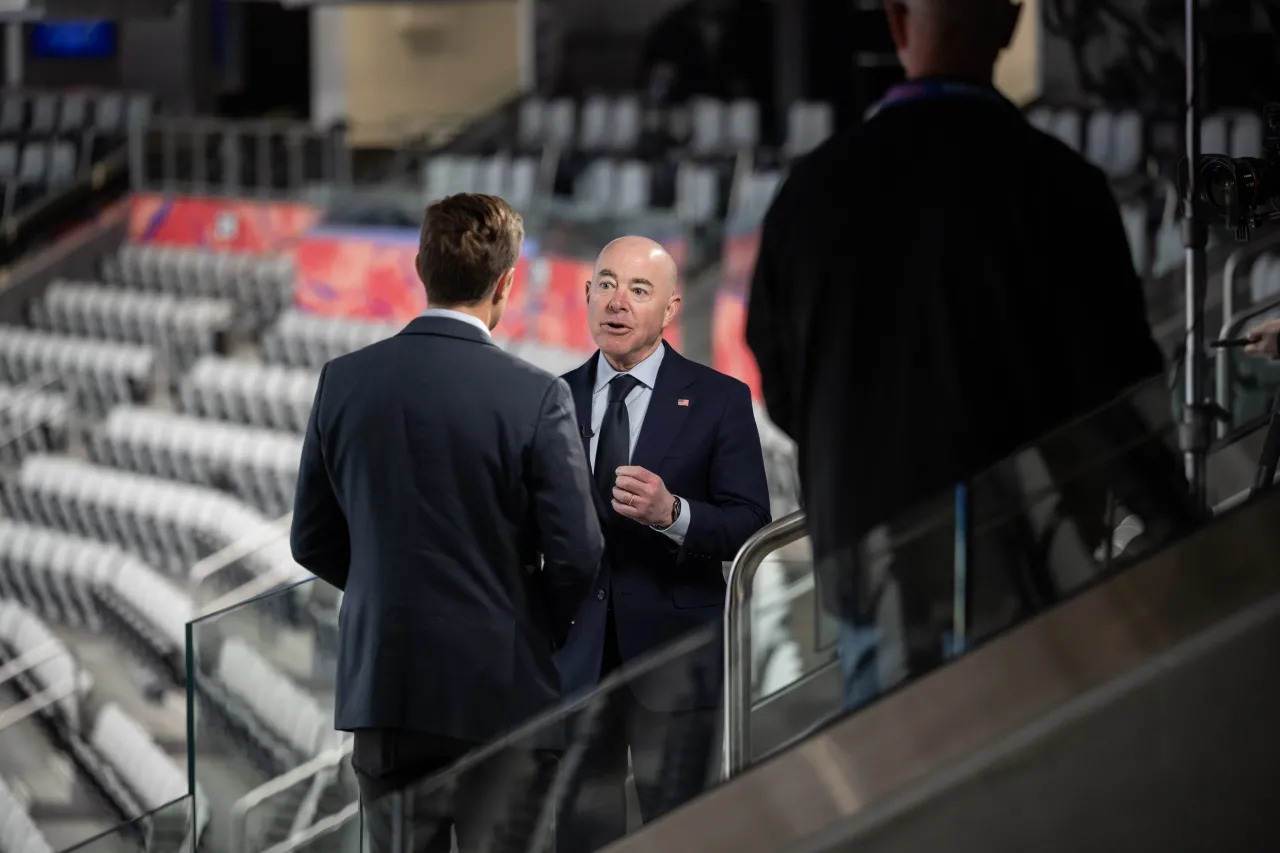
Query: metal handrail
228 736 353 852
723 510 811 777
0 641 59 689
263 801 360 853
197 553 308 618
0 677 76 732
1215 291 1280 438
189 513 292 588
1216 229 1280 436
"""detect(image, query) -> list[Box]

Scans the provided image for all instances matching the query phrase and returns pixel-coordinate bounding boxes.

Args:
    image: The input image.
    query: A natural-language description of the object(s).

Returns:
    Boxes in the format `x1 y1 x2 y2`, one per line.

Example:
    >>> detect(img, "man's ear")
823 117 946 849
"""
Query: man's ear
663 293 683 329
884 0 910 53
493 268 516 303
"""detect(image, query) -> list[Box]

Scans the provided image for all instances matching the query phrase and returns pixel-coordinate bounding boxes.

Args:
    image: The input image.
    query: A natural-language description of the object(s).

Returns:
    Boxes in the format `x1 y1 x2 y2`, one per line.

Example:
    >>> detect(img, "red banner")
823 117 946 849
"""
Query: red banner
713 230 763 400
129 193 319 253
294 228 681 353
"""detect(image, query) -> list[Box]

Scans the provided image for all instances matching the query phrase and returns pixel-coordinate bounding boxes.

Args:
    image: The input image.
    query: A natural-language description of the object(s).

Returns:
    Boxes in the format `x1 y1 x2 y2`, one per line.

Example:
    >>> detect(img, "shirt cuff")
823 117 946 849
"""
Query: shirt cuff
654 496 691 546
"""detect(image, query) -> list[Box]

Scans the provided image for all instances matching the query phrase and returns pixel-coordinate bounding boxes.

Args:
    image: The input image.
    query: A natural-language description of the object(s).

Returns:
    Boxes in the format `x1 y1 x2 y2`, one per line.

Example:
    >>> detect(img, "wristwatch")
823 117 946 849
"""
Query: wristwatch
651 495 682 531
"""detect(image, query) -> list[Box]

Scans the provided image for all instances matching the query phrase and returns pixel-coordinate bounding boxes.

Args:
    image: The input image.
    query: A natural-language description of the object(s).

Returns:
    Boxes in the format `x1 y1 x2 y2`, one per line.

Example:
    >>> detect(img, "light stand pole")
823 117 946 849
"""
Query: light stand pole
1181 0 1210 515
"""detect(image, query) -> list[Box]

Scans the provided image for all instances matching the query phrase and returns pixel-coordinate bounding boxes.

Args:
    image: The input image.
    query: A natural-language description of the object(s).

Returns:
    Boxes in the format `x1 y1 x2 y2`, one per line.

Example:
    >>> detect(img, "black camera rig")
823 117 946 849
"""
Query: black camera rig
1180 103 1280 241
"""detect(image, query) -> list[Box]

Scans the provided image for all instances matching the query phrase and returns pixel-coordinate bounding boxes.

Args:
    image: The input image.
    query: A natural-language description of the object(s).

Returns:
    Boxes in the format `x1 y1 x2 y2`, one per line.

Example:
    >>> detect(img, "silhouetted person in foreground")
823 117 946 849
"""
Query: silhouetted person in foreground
747 0 1172 711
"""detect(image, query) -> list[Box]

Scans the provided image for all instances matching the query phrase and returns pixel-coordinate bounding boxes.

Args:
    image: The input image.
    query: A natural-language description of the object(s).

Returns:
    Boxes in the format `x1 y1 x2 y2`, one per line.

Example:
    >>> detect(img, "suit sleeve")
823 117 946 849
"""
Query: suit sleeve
531 378 603 641
290 363 352 591
745 184 798 440
682 381 773 561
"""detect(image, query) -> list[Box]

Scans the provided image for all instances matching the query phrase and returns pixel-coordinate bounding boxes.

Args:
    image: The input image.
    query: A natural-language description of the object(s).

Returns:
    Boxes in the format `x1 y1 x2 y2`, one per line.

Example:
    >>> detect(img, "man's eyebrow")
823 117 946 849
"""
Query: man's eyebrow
595 269 653 287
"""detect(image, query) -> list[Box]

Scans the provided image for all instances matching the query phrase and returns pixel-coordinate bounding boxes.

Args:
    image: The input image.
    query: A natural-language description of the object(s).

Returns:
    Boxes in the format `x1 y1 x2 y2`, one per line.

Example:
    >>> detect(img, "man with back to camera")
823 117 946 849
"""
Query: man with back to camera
746 0 1167 712
555 236 771 852
289 193 603 853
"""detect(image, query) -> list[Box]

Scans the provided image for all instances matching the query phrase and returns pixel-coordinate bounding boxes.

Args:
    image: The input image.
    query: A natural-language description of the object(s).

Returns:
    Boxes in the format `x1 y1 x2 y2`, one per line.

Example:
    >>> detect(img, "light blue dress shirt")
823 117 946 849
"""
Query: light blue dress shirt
590 345 691 545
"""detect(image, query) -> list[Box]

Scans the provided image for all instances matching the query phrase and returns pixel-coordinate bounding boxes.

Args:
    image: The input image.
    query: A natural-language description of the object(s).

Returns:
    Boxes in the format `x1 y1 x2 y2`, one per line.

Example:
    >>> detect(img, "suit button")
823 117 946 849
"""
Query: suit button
596 589 606 601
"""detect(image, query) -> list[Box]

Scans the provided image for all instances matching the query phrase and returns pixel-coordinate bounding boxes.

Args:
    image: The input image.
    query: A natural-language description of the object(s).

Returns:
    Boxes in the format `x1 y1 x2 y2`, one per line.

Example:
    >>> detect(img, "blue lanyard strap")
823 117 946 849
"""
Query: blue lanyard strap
864 80 1010 120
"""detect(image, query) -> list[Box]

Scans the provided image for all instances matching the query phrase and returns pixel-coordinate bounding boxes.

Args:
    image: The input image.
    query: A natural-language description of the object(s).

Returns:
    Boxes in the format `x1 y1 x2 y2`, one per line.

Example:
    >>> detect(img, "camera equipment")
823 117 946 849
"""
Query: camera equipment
1180 103 1280 241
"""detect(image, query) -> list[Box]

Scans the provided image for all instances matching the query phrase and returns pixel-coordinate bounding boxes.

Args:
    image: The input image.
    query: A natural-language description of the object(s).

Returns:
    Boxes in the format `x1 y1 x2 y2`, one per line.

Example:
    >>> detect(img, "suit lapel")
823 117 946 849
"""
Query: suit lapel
566 353 611 521
632 343 695 474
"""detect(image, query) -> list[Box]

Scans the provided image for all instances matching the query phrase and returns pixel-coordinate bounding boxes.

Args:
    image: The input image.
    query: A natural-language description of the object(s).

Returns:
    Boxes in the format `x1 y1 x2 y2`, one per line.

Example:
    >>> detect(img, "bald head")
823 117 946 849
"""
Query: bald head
595 236 679 298
885 0 1021 80
587 236 682 371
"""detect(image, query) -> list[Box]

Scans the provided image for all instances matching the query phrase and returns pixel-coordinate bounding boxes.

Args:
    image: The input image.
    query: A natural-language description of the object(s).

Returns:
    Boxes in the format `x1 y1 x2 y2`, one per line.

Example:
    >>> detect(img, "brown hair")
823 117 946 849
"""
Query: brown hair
416 194 524 306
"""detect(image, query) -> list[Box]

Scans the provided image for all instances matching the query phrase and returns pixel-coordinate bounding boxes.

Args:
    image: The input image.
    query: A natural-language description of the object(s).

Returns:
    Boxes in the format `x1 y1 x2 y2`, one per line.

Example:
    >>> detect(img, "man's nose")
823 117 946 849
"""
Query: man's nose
606 291 630 312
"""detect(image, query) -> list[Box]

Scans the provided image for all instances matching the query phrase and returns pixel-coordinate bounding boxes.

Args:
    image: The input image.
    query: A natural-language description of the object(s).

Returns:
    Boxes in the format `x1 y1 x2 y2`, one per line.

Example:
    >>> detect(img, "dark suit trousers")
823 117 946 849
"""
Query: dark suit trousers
556 609 719 853
354 729 559 853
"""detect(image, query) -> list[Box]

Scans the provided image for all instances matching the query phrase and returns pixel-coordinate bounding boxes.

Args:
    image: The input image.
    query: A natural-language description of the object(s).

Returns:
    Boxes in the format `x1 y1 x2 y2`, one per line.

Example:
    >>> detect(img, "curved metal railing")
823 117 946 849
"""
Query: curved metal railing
722 510 810 776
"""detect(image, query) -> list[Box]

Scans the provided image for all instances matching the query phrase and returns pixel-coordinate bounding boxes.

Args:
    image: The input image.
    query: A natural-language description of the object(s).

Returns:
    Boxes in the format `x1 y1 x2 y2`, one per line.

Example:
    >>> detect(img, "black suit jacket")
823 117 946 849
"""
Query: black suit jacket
290 315 603 744
746 83 1165 613
556 343 771 712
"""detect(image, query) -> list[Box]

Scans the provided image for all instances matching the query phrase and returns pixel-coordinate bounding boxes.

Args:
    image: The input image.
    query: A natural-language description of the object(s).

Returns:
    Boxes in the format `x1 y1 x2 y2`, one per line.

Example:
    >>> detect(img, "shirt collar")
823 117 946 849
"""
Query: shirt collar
420 308 492 338
594 343 665 394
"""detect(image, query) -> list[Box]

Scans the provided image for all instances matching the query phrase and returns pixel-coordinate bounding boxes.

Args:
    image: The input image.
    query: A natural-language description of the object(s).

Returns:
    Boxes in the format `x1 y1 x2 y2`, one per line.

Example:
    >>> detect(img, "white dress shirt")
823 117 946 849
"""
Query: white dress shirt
590 345 691 545
420 308 492 338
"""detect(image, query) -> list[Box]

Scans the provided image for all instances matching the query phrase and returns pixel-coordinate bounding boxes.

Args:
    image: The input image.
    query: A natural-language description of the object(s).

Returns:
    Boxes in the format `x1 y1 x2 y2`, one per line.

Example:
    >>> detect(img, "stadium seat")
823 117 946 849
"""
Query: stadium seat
0 775 54 853
89 406 302 516
1230 112 1264 159
178 357 318 434
784 101 833 160
726 99 761 152
690 97 728 156
676 162 719 224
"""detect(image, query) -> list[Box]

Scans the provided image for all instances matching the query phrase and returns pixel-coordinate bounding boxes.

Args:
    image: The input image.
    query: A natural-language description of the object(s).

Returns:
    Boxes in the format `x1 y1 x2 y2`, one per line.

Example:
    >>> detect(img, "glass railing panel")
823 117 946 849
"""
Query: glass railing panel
748 524 830 704
186 576 360 853
1217 297 1280 434
60 795 201 853
733 373 1197 771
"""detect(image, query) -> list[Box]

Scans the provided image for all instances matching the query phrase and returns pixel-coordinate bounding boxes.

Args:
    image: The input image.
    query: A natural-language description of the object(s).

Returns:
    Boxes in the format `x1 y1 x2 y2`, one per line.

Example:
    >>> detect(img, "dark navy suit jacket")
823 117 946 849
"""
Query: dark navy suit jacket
556 343 771 712
290 316 603 746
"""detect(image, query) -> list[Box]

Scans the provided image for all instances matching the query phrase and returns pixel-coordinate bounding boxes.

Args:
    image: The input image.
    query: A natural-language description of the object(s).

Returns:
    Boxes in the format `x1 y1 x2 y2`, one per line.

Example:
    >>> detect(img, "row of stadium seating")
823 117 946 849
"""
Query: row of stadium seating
0 89 152 222
517 95 833 160
90 407 301 517
104 242 294 328
0 90 154 142
30 281 235 369
0 599 204 850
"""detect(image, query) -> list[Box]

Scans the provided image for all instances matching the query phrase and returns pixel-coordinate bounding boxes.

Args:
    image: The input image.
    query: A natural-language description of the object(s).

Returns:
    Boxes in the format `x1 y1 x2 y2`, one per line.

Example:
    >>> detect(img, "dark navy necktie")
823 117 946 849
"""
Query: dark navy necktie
595 374 641 510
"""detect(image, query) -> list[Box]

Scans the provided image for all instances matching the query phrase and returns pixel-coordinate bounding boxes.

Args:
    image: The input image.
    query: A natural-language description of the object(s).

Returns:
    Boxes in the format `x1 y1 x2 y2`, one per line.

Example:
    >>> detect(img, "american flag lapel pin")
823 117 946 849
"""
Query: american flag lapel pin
677 398 690 407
